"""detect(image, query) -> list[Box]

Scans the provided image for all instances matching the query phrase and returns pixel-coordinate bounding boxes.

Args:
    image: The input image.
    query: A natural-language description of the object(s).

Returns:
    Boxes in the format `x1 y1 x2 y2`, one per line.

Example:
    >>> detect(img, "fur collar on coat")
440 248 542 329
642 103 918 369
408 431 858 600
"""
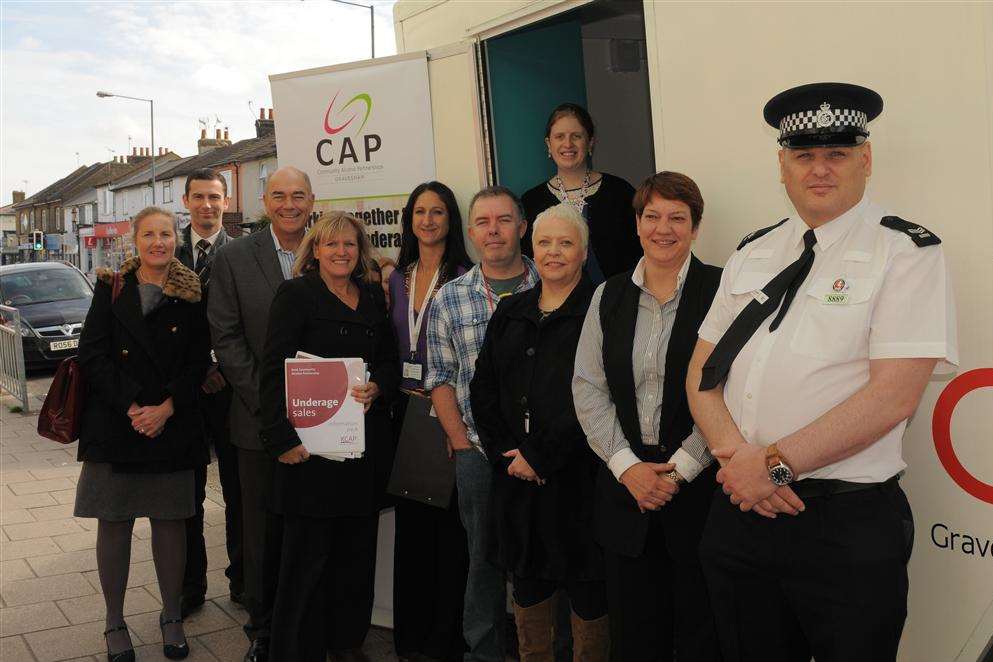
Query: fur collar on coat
96 256 201 303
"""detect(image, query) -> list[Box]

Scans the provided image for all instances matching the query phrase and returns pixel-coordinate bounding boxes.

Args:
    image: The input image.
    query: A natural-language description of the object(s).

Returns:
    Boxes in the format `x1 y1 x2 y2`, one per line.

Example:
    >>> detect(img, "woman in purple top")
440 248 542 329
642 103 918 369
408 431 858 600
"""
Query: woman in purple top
389 181 472 662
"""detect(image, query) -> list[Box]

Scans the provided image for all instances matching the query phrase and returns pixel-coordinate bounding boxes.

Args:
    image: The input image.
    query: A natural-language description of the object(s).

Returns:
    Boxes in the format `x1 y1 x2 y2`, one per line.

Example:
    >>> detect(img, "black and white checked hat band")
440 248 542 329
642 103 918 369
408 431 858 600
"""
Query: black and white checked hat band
779 102 868 136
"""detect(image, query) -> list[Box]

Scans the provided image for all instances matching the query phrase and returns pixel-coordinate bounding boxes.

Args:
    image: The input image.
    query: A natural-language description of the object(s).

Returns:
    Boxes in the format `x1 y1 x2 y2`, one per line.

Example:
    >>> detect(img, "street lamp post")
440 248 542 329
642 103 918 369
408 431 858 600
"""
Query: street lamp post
330 0 375 58
96 91 156 203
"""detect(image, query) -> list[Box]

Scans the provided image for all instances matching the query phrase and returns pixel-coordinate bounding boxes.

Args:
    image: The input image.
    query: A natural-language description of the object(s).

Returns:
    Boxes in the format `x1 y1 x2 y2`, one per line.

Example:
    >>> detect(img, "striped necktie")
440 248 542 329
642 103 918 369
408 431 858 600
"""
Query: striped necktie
194 239 210 276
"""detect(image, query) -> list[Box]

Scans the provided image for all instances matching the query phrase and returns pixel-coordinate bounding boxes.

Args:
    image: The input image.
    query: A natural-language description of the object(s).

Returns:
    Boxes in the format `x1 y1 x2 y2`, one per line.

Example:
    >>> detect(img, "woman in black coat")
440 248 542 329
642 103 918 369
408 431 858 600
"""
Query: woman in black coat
259 212 399 662
75 207 210 662
520 103 641 284
470 203 608 661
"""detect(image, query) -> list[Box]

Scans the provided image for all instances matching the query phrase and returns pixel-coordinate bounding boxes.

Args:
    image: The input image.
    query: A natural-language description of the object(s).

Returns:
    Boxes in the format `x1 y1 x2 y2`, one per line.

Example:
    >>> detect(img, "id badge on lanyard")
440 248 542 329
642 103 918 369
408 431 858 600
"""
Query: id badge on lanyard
406 263 440 381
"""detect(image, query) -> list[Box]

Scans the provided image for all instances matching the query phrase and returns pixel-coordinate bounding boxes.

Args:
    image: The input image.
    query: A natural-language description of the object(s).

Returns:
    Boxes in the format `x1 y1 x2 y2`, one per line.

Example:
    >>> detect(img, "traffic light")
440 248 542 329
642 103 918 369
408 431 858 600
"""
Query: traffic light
31 230 43 251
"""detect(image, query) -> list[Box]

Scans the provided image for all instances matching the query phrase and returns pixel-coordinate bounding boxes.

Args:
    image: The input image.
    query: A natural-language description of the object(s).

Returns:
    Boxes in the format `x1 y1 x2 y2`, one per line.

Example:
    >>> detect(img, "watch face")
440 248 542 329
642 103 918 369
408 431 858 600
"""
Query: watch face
770 464 794 486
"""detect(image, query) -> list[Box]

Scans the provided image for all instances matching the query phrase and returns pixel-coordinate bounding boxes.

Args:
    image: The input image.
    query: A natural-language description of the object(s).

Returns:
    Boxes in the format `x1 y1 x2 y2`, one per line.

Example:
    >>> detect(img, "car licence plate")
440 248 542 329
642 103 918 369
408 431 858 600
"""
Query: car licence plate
50 339 79 352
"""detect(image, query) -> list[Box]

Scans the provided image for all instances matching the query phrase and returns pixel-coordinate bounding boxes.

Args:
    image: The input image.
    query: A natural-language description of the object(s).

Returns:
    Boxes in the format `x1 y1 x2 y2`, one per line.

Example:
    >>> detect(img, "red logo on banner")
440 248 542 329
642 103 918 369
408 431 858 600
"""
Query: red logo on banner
932 368 993 504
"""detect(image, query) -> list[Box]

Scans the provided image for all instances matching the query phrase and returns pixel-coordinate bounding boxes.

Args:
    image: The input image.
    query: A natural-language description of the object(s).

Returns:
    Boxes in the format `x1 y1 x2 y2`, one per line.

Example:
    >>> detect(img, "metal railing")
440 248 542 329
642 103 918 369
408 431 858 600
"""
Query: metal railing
0 304 30 412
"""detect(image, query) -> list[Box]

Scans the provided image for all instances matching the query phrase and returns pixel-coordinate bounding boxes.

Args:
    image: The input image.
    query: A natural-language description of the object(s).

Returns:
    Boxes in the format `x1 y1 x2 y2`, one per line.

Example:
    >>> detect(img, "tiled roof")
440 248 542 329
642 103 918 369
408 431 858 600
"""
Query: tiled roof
157 135 276 181
108 154 188 190
15 161 143 209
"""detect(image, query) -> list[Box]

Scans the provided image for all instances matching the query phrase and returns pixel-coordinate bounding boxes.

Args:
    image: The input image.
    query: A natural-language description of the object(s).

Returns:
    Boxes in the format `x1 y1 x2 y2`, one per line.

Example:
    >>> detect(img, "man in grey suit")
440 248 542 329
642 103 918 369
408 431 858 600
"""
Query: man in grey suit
208 166 314 662
176 168 242 618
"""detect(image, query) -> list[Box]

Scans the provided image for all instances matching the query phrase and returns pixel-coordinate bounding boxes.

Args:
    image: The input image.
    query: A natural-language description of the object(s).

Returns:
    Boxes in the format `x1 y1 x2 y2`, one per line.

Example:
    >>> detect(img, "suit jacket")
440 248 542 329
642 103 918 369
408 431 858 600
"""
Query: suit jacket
258 271 400 517
593 256 722 558
178 224 232 423
207 228 287 451
77 257 210 472
177 225 230 292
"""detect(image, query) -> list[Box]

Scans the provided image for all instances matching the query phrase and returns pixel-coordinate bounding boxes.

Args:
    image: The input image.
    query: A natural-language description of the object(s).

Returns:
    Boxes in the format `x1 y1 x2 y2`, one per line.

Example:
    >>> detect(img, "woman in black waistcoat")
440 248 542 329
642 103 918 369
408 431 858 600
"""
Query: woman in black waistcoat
470 203 608 661
572 172 722 662
520 103 642 285
259 211 399 662
75 207 211 662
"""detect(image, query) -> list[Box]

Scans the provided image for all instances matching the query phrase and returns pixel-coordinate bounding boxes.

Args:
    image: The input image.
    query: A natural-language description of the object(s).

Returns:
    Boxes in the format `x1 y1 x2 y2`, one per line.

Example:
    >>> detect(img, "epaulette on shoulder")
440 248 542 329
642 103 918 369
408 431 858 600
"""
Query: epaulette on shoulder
880 216 941 247
737 218 788 250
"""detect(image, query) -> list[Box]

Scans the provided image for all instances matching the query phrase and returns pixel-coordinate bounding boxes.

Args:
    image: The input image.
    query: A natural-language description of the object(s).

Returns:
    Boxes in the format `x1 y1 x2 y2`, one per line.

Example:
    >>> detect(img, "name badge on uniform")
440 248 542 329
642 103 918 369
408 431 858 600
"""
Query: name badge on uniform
403 362 423 380
823 293 849 305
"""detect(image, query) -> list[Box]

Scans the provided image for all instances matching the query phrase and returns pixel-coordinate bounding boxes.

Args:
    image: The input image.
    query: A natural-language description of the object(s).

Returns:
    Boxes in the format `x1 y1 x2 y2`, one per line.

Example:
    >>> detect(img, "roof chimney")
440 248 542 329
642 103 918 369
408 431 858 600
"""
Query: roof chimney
255 108 276 138
12 191 25 204
215 128 222 140
201 128 207 139
132 147 138 156
224 128 229 141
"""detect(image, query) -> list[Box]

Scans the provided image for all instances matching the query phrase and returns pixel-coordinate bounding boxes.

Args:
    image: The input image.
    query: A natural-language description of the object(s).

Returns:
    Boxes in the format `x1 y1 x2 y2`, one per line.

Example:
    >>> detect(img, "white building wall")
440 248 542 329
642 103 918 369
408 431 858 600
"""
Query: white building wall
238 156 278 224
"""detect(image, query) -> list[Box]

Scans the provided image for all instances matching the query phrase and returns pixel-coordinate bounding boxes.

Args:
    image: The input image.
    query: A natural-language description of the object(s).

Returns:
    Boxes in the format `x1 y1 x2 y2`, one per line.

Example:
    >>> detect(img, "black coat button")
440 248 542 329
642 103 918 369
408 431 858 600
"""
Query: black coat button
525 347 535 357
520 396 527 406
366 329 374 338
339 327 349 336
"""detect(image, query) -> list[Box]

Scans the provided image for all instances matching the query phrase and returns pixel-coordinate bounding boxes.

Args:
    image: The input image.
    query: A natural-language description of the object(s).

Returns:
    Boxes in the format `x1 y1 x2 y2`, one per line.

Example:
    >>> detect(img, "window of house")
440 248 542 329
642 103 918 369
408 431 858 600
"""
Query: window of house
104 188 113 214
258 164 268 199
221 170 233 200
163 179 173 203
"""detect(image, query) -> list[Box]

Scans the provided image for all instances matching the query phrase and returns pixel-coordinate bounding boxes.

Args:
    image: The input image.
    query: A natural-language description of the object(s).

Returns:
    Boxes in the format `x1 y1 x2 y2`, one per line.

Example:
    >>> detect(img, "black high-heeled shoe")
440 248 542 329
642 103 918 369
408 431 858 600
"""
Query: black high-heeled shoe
159 614 190 660
103 624 135 662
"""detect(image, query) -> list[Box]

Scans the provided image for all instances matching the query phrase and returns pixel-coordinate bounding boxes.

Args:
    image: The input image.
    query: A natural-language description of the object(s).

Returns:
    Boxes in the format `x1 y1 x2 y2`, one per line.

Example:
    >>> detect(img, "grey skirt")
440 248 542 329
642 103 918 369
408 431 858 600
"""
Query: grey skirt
74 461 195 521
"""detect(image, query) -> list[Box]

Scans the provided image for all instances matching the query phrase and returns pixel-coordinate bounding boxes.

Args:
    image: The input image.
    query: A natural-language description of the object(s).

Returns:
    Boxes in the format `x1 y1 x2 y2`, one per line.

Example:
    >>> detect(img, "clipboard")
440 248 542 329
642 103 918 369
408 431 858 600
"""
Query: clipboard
387 392 455 508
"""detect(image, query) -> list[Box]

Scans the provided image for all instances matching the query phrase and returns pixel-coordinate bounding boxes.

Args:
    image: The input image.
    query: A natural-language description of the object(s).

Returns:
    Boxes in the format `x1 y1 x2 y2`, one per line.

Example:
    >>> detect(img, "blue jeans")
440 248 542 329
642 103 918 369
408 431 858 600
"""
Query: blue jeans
455 447 505 662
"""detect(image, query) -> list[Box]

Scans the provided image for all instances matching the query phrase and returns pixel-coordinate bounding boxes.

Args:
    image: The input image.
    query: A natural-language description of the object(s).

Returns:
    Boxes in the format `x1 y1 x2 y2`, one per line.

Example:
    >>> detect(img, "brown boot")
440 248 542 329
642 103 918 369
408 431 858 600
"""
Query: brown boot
512 597 555 662
570 611 609 662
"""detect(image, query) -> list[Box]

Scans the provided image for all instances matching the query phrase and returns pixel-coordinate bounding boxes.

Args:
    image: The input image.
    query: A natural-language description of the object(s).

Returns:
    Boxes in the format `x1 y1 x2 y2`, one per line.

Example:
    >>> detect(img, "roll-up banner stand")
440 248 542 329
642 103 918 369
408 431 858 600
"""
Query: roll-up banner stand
270 52 437 626
270 52 437 263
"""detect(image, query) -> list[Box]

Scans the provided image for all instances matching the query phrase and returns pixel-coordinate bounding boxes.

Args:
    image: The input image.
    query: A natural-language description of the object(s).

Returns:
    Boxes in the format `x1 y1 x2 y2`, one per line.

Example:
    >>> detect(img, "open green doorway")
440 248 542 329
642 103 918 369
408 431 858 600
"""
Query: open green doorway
484 0 656 200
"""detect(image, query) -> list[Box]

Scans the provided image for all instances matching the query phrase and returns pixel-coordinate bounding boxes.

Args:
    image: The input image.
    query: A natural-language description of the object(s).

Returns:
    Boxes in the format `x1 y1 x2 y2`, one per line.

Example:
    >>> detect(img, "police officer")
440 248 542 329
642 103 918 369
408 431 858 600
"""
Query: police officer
686 82 958 662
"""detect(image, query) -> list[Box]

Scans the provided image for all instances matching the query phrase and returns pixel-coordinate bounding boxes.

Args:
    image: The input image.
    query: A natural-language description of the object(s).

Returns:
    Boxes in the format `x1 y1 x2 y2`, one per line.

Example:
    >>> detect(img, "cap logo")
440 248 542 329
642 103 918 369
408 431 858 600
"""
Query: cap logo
815 102 835 128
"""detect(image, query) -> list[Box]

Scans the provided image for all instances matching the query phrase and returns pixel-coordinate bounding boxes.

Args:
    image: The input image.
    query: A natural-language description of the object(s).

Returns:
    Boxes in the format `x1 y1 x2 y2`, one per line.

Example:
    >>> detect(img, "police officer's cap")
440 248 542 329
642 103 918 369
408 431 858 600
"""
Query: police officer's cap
764 82 883 148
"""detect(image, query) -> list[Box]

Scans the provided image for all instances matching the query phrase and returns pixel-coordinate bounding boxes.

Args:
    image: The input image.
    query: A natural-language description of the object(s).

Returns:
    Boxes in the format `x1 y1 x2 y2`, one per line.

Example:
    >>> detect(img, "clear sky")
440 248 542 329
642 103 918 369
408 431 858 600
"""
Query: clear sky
0 0 398 206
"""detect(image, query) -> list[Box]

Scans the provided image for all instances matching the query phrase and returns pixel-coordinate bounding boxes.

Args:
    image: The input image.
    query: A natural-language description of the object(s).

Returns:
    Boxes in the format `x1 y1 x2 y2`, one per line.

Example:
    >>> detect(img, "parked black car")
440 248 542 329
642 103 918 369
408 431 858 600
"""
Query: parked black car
0 262 93 370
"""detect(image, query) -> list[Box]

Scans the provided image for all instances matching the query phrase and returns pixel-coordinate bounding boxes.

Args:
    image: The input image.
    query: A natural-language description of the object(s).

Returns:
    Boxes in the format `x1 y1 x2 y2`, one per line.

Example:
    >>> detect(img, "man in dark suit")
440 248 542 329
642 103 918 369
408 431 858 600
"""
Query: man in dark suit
208 166 314 662
176 168 242 617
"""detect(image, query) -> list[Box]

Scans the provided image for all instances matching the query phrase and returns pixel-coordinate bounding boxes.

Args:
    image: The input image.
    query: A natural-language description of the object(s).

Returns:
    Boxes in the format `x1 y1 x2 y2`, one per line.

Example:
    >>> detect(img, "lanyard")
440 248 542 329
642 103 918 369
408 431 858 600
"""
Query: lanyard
482 269 529 313
407 262 441 360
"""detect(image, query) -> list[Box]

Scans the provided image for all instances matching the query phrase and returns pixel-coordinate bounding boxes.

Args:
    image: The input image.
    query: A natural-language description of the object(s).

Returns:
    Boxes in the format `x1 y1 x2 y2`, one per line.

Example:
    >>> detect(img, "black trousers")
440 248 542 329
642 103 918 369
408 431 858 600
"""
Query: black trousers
513 576 606 621
393 496 469 661
604 511 721 662
184 387 243 599
270 512 379 661
238 447 283 642
699 483 913 662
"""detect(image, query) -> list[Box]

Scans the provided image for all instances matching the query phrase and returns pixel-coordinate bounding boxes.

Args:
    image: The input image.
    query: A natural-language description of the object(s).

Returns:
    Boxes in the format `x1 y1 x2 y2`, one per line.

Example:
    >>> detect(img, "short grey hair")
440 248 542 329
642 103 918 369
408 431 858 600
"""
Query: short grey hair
532 203 588 250
132 206 184 248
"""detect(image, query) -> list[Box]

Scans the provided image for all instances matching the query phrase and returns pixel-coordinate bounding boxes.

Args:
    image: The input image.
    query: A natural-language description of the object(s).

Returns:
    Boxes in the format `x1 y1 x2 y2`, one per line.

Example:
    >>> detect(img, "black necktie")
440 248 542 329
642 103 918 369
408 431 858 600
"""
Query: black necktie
194 239 210 276
699 229 817 391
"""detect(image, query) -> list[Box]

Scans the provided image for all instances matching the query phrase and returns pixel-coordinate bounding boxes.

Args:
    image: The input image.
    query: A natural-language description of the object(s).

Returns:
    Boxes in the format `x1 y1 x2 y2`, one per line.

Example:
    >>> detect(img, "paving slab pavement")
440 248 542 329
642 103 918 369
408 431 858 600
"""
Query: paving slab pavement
2 372 400 661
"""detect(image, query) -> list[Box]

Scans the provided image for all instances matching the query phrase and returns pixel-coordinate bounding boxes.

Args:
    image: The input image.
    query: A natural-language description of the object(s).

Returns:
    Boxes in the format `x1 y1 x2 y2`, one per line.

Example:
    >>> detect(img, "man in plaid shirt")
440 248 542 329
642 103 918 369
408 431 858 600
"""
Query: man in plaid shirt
425 185 538 662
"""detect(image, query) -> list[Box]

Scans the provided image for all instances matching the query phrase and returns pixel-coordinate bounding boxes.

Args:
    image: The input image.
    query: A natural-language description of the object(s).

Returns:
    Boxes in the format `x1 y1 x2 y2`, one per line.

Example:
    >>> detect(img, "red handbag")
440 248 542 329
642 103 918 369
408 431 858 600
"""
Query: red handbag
37 272 122 444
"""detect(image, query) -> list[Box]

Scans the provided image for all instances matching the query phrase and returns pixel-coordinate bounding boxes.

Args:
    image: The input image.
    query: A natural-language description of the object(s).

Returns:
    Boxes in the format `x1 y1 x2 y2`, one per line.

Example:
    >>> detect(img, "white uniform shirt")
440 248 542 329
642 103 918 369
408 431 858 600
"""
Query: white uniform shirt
698 196 958 483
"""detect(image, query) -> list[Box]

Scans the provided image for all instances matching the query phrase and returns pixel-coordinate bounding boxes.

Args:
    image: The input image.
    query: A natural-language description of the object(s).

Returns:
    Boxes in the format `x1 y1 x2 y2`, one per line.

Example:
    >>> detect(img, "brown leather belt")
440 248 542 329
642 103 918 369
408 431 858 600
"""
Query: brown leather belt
791 475 899 499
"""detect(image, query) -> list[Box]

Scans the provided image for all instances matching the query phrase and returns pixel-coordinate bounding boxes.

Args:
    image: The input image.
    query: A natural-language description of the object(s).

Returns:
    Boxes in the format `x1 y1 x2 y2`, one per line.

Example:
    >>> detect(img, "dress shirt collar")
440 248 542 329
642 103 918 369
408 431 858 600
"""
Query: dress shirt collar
189 225 222 249
269 226 296 254
630 252 692 300
788 194 868 252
